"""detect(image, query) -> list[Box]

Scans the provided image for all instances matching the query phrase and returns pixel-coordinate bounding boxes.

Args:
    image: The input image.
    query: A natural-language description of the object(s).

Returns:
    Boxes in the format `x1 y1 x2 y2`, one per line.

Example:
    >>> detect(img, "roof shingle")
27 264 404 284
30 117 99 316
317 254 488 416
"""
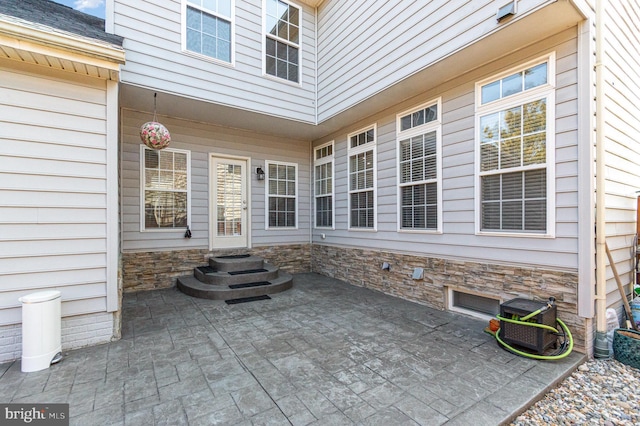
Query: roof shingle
0 0 123 46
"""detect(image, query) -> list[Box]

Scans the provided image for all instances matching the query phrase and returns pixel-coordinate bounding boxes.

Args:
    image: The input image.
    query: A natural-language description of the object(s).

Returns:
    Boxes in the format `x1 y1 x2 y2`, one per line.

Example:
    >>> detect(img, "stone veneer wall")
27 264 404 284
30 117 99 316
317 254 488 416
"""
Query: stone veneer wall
122 244 311 293
311 244 586 353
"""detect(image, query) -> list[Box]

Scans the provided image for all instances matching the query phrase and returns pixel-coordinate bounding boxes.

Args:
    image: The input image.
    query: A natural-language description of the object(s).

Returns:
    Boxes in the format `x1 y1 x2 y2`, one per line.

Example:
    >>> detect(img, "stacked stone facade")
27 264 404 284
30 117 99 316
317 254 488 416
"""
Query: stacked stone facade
311 244 585 353
121 244 311 293
121 243 585 352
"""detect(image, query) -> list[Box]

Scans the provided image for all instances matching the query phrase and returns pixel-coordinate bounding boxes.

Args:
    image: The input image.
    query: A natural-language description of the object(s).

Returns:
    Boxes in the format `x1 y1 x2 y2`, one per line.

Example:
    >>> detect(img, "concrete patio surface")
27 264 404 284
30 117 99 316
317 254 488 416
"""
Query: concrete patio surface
0 273 585 425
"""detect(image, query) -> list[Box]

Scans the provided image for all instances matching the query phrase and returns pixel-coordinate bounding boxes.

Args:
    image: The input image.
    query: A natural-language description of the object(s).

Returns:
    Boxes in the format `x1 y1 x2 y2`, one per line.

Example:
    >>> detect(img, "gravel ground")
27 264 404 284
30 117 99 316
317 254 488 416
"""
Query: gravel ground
511 358 640 425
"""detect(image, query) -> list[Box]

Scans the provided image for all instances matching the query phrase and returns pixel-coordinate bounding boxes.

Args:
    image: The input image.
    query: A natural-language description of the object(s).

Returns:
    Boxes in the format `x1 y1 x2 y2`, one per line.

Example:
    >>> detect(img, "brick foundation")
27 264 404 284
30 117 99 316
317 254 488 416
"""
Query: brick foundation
311 244 586 353
0 312 115 364
121 244 311 293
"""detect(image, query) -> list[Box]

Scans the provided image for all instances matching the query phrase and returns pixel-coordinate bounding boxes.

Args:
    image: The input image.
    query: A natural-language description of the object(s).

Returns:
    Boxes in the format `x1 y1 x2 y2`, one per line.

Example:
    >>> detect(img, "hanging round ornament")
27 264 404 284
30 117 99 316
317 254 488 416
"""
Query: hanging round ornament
140 93 171 150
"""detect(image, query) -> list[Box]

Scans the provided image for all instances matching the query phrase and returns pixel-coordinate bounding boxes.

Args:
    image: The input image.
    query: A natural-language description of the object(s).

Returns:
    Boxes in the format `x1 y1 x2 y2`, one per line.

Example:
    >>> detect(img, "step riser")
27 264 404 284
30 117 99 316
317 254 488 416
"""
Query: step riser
209 256 265 272
177 275 293 300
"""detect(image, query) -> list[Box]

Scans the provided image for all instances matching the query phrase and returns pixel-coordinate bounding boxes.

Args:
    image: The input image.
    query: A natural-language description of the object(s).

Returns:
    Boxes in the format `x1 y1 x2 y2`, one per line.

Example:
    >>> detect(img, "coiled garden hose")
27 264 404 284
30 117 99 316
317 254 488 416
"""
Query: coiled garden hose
494 315 574 360
489 297 574 360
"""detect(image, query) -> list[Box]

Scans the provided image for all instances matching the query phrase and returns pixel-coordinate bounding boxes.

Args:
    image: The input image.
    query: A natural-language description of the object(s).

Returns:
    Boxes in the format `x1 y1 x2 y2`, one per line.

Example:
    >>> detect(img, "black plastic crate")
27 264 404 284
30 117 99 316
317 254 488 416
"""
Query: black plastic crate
499 298 557 354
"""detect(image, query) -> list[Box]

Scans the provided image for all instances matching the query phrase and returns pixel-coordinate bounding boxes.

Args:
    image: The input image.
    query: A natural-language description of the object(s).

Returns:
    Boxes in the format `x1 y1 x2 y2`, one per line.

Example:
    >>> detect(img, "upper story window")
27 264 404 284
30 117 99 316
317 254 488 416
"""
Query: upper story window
476 54 555 235
264 0 300 83
397 99 441 231
314 142 334 229
141 146 191 231
184 0 233 63
348 126 376 230
266 161 298 228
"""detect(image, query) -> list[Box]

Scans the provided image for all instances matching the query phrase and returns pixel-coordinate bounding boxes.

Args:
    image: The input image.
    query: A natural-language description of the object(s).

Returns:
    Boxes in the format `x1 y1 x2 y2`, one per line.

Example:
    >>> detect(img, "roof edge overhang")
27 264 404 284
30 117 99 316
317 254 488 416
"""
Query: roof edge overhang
0 15 124 80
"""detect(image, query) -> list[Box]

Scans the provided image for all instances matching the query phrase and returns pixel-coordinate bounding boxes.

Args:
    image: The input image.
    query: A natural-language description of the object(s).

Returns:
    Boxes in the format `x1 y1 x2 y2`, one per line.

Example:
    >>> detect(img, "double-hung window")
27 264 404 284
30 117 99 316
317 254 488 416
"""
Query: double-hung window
184 0 233 63
397 99 441 231
476 54 555 235
314 142 334 228
141 146 190 231
266 161 297 228
264 0 300 83
348 126 376 230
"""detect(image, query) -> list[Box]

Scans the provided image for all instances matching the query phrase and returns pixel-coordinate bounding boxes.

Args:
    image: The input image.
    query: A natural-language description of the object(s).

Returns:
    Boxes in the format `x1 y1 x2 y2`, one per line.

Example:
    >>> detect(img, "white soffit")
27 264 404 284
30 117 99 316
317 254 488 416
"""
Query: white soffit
297 0 324 7
0 14 124 80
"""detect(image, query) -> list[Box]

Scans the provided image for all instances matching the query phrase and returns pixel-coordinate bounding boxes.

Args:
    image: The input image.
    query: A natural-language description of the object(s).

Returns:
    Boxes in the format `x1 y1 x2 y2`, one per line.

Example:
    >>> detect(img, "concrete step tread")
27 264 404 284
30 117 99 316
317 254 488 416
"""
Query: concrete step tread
195 263 279 285
208 255 265 272
177 273 293 300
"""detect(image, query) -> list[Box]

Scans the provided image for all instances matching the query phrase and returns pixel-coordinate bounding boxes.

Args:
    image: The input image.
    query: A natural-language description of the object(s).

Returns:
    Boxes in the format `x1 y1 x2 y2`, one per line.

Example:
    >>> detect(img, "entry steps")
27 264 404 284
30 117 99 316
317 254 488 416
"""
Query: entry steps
177 254 292 300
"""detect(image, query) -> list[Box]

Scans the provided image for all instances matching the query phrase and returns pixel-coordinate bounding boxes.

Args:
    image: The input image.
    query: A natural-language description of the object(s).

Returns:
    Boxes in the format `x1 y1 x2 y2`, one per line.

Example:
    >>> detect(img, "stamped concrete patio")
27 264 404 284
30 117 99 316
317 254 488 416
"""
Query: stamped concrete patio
0 273 584 425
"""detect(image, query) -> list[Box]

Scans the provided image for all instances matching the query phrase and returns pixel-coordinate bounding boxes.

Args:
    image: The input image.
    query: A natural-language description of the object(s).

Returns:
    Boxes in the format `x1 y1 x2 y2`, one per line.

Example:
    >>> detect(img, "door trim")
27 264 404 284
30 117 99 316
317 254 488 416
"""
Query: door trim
209 154 252 251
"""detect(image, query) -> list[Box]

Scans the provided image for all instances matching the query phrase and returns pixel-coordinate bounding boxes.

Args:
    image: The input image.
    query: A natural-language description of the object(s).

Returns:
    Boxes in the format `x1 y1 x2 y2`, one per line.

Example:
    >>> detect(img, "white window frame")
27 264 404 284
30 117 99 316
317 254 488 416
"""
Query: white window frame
474 53 556 237
181 0 235 66
396 98 443 233
140 145 192 232
348 124 377 231
265 160 299 230
262 0 302 85
314 141 335 229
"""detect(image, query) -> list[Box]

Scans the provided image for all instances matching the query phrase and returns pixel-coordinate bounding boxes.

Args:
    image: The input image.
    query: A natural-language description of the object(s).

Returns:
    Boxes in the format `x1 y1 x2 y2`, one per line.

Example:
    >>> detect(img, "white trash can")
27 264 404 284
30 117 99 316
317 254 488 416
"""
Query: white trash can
19 290 63 372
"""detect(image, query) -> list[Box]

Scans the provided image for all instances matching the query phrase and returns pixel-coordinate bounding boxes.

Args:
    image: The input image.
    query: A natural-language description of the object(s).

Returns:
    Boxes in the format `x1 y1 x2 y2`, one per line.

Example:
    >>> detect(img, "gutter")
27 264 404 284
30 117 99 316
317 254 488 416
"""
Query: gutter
594 0 608 356
0 17 125 65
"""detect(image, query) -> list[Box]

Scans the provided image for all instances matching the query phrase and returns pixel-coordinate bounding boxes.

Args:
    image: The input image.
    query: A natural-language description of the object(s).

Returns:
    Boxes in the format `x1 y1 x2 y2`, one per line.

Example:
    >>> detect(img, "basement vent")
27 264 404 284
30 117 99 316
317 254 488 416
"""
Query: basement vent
451 290 500 318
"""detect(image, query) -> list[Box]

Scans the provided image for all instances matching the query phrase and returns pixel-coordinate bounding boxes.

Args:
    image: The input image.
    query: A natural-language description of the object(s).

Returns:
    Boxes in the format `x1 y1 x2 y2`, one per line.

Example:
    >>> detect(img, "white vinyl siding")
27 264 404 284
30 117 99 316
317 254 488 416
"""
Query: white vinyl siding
0 64 116 326
315 28 578 270
115 0 315 122
314 141 334 228
121 110 310 251
316 0 556 121
184 0 234 63
266 161 298 228
599 2 640 310
348 125 376 230
140 146 191 231
475 54 556 236
397 99 441 232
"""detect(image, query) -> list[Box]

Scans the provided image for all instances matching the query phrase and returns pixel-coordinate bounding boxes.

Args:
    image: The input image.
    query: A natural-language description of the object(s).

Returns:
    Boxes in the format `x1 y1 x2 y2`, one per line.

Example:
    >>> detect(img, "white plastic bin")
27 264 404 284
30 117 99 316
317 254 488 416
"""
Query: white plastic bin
19 290 62 372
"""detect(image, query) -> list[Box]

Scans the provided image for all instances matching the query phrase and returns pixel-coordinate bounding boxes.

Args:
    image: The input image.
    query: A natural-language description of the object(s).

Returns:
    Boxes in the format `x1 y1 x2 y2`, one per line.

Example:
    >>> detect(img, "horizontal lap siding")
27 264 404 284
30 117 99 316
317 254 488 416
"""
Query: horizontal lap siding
313 29 580 270
114 0 316 123
121 110 310 252
602 1 640 301
316 0 552 121
0 64 109 325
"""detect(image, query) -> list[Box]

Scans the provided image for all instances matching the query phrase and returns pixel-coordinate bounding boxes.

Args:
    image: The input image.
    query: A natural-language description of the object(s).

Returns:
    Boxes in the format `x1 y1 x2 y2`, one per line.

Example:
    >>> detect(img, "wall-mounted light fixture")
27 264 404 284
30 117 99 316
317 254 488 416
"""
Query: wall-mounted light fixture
256 167 265 180
382 262 391 271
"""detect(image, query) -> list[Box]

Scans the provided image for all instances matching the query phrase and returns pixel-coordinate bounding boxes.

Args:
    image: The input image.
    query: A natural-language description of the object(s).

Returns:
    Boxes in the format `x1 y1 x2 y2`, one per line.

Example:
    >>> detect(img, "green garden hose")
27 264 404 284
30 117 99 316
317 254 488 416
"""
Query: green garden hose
493 315 574 360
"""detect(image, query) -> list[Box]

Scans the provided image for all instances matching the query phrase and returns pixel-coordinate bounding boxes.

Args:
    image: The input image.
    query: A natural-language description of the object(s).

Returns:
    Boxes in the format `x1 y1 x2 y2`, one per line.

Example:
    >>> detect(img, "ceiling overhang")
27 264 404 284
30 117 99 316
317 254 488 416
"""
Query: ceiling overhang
297 0 325 8
0 14 124 80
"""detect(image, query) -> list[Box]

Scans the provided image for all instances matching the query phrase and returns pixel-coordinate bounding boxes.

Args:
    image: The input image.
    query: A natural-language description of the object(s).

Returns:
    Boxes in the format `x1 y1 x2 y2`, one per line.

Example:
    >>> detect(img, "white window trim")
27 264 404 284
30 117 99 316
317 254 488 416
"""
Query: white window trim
348 124 377 231
181 0 236 66
396 98 443 234
474 53 556 237
314 141 335 230
139 145 192 232
261 0 303 86
264 160 299 230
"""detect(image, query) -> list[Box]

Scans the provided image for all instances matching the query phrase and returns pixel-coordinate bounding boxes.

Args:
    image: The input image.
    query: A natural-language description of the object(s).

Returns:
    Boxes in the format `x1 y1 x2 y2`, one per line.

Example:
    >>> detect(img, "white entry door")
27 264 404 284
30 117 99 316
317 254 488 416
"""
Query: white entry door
210 156 248 249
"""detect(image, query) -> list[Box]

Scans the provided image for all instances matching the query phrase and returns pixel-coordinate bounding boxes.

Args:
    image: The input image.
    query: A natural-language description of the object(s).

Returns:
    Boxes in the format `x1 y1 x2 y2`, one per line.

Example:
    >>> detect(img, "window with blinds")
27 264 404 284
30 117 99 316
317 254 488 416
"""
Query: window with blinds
397 99 441 231
476 55 555 234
